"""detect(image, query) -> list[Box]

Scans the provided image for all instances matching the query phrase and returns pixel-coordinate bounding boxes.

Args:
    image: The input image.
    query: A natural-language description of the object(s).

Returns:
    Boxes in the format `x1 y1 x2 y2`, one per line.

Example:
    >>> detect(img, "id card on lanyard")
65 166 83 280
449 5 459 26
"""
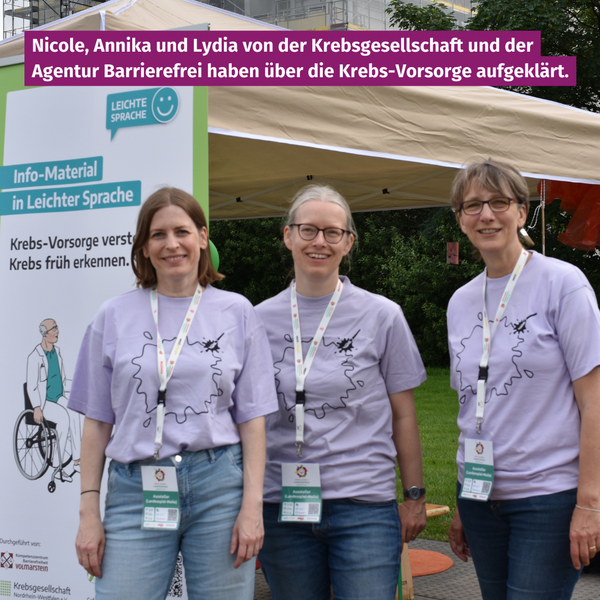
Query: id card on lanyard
460 250 528 502
461 438 494 500
143 285 202 529
141 465 181 529
280 279 343 522
279 463 322 522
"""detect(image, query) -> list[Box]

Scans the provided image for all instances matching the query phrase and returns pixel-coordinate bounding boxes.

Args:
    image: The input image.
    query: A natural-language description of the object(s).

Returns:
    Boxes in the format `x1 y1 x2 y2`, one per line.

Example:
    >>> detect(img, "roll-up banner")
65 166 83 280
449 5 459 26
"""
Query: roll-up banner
0 61 207 599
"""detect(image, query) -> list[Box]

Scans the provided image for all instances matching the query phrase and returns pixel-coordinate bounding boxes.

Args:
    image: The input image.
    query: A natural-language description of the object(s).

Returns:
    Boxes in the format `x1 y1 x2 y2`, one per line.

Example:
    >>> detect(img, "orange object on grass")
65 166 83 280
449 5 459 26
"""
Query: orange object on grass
408 549 454 577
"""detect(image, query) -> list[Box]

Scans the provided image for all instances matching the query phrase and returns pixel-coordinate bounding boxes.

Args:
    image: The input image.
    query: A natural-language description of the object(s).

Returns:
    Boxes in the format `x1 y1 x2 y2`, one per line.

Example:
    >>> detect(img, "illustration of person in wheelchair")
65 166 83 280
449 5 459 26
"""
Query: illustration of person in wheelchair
13 318 80 493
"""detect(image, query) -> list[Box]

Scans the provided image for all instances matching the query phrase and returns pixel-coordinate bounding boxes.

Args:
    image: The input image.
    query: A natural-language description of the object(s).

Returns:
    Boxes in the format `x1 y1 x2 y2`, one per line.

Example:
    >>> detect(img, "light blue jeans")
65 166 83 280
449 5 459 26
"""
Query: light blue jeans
96 444 254 600
259 498 401 600
457 483 581 600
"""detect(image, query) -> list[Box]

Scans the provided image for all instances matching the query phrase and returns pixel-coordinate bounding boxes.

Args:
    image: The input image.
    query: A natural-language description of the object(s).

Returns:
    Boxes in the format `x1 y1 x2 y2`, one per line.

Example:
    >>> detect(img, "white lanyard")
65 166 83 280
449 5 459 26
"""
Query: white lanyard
150 284 202 459
291 279 343 457
476 250 529 434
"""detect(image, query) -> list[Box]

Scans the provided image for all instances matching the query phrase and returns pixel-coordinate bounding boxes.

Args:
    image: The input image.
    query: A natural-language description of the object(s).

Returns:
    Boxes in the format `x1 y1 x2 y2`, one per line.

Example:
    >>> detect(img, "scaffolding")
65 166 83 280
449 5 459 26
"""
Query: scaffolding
3 0 473 39
3 0 107 38
245 0 471 32
249 0 389 30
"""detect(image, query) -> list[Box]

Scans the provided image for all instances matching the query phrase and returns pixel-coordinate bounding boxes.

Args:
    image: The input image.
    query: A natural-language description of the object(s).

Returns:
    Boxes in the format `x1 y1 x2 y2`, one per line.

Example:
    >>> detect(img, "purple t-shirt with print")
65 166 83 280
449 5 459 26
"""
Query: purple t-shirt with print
256 277 426 503
68 285 278 463
448 251 600 500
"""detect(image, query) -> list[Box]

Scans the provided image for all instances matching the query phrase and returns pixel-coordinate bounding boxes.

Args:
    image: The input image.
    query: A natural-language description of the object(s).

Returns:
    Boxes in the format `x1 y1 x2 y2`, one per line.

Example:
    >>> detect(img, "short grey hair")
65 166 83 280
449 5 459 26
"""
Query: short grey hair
286 184 358 240
451 158 530 214
451 158 533 252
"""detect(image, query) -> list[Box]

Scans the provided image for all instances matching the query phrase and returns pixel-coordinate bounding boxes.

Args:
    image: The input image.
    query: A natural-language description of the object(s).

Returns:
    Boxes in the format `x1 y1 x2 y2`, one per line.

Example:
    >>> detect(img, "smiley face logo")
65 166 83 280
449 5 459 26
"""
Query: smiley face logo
152 87 179 123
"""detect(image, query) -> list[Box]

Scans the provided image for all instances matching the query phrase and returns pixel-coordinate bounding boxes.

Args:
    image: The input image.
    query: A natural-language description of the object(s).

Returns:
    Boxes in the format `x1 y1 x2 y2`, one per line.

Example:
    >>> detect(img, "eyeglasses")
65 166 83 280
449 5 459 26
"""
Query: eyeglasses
48 325 59 333
289 224 350 244
458 197 517 215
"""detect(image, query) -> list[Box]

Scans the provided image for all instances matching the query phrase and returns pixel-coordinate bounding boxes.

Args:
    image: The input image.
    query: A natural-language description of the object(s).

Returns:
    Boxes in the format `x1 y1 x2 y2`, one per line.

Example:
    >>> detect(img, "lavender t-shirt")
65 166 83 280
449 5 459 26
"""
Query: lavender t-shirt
256 277 426 502
448 251 600 500
68 285 278 463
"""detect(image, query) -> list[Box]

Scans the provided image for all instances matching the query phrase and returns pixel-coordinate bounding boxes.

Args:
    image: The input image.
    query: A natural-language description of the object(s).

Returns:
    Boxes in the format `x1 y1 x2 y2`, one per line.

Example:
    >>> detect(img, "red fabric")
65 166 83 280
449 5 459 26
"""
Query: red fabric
540 181 600 251
446 242 459 265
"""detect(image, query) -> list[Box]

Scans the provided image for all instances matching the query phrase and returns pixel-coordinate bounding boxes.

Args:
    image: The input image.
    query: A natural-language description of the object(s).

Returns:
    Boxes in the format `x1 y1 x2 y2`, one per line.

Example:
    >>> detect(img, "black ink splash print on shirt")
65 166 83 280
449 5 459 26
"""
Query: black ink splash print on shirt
132 331 224 428
334 330 361 354
201 333 224 353
275 330 363 421
454 312 536 405
510 313 537 335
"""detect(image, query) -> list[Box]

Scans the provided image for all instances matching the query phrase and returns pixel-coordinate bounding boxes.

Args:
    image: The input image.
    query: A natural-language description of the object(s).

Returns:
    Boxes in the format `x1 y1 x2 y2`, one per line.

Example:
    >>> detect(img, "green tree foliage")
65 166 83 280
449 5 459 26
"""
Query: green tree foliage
209 217 293 305
386 0 457 31
467 0 600 112
211 210 482 366
386 0 600 112
352 209 481 366
210 204 600 366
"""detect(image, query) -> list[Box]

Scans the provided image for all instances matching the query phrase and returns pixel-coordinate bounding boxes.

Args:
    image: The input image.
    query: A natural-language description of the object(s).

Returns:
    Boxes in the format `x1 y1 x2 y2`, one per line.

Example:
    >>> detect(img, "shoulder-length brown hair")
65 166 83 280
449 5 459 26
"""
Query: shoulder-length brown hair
131 187 224 288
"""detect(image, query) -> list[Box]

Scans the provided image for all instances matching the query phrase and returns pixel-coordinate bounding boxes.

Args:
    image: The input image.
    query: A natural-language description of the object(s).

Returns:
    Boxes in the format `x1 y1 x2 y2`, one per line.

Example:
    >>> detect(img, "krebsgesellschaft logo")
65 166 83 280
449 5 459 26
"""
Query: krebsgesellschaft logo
0 580 10 597
12 582 70 595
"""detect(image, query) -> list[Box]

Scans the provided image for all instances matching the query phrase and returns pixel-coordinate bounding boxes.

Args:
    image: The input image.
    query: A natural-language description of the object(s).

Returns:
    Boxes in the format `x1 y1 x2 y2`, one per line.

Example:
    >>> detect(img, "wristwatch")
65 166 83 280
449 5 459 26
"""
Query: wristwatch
403 486 426 500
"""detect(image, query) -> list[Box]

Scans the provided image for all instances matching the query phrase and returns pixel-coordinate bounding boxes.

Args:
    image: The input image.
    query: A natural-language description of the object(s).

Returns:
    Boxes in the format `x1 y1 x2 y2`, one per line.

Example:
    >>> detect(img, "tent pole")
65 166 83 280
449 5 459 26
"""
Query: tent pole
542 201 546 255
541 180 546 256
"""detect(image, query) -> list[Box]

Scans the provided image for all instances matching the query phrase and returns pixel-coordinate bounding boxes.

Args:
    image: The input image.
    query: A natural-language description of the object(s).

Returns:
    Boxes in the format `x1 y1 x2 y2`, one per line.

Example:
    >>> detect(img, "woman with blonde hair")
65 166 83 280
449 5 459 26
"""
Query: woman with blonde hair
256 184 427 600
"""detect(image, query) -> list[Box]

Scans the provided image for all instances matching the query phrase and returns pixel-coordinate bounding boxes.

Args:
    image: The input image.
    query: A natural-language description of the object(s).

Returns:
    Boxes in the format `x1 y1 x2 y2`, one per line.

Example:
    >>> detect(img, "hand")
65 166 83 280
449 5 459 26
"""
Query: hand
75 512 106 578
448 507 471 562
398 499 426 544
570 505 600 569
230 504 264 569
33 407 43 424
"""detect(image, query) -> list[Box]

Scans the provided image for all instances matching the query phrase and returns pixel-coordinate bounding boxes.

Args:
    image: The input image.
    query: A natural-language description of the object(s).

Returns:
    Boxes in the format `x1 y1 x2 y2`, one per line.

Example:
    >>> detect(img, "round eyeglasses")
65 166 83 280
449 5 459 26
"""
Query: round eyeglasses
289 224 350 244
458 197 517 216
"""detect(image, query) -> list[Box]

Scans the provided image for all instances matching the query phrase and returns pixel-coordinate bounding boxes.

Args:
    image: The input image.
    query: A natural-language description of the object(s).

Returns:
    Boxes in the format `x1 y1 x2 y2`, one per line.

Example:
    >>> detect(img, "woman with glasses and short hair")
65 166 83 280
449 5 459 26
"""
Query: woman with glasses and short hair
447 159 600 599
255 184 427 600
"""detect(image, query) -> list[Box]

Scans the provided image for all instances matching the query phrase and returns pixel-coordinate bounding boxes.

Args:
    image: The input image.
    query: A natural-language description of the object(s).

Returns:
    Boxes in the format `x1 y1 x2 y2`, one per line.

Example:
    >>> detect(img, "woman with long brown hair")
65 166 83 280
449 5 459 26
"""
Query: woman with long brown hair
69 187 277 599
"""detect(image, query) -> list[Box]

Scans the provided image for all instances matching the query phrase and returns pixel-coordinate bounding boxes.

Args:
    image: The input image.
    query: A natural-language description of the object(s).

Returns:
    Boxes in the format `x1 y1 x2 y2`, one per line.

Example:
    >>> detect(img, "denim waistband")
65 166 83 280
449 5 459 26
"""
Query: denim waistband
110 443 241 475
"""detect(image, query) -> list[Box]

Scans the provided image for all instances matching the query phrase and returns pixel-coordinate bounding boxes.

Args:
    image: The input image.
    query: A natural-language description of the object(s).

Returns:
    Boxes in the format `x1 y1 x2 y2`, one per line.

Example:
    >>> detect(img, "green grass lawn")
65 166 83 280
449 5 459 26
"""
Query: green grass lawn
398 367 459 542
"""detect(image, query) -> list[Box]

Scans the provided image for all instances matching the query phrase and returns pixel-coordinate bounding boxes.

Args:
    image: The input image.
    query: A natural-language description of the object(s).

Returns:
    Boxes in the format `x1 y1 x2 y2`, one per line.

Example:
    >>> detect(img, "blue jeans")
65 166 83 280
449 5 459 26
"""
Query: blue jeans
96 444 254 600
259 498 401 600
457 483 581 600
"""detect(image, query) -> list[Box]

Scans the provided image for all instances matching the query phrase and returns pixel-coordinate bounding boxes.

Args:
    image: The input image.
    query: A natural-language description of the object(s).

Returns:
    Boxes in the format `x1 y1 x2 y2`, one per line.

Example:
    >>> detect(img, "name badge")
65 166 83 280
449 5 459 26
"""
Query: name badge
460 438 495 502
280 463 322 523
141 465 180 530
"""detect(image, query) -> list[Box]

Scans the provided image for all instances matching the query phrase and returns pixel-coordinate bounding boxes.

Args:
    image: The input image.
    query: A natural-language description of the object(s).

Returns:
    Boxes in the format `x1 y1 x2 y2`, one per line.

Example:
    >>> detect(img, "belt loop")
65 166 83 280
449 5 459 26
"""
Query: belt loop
125 462 133 477
208 448 216 464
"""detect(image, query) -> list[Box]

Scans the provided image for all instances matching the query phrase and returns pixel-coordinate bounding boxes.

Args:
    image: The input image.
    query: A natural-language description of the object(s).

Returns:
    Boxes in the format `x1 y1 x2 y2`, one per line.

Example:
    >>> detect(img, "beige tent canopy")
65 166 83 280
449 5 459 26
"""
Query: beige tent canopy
207 84 600 219
2 0 600 219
